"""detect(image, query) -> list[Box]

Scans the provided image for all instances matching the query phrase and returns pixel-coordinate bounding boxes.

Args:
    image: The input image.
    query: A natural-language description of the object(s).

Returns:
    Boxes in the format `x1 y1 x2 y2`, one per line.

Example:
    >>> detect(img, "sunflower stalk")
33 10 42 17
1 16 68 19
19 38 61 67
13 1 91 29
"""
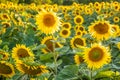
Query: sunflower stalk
52 36 58 77
90 69 93 80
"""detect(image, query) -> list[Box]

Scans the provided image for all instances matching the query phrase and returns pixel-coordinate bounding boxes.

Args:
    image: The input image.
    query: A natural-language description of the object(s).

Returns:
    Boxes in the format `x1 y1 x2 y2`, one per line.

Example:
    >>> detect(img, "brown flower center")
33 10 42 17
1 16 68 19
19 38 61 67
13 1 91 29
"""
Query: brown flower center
63 24 69 28
94 23 109 34
76 17 81 23
89 47 104 62
19 64 44 75
17 48 30 58
62 30 68 35
79 27 84 31
0 63 12 74
43 13 55 27
73 38 84 47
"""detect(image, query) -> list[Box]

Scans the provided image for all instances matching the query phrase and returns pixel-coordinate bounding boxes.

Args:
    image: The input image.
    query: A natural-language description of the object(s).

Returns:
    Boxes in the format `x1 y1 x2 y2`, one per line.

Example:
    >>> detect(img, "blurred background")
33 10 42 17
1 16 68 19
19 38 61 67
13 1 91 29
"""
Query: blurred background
0 0 120 5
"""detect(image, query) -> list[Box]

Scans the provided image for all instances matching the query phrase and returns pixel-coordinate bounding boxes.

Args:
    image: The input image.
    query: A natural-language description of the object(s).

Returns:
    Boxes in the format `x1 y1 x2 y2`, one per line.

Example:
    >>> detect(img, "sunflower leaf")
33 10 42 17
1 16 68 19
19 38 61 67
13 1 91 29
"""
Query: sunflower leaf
55 65 79 80
32 44 46 50
55 46 70 54
94 71 115 79
46 59 62 68
40 53 53 61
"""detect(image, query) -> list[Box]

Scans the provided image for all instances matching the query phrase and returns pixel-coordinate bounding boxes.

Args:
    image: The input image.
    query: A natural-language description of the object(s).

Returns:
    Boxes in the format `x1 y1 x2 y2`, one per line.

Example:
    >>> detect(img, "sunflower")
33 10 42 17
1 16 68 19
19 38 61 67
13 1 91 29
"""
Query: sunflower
113 16 119 23
41 36 62 53
84 7 93 15
52 4 58 12
2 22 11 28
116 42 120 50
0 61 15 77
74 9 80 15
111 25 119 37
83 44 111 69
114 4 119 11
64 14 71 21
82 31 88 36
79 6 84 13
109 11 114 17
95 7 101 14
36 10 61 34
70 36 86 48
62 22 71 29
60 29 71 38
78 25 85 31
88 21 112 40
94 2 101 8
74 15 84 25
0 51 9 60
1 13 10 20
74 25 79 31
75 30 82 36
74 54 84 65
16 61 48 76
12 44 34 61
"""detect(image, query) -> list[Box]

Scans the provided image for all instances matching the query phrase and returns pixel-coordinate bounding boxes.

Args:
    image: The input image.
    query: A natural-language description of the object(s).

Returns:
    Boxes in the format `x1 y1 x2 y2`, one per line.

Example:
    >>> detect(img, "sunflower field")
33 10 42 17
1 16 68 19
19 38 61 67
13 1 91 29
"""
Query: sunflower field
0 0 120 80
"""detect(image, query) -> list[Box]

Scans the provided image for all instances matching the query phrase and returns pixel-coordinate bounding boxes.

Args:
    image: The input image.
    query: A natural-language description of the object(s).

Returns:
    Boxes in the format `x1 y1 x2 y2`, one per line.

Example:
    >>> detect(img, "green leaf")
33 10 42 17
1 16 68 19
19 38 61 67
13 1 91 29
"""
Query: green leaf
46 59 62 68
40 53 53 61
32 44 46 50
94 71 115 79
16 74 29 80
55 65 79 80
36 73 50 80
55 46 70 54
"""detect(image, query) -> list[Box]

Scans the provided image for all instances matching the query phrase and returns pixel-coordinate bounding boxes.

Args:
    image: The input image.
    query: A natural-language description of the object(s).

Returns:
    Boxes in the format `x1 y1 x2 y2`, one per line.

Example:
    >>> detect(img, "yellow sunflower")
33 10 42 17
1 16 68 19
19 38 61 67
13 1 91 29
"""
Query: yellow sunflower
62 22 71 29
84 7 93 15
74 9 80 15
116 42 120 50
113 16 119 23
82 31 88 36
113 4 119 11
94 2 101 8
16 61 48 76
109 11 114 17
2 21 11 28
59 28 71 38
41 36 62 53
88 21 112 40
74 15 84 25
64 14 71 21
75 30 82 36
0 61 15 77
70 36 86 48
0 51 9 60
1 13 10 20
74 25 79 31
111 25 119 37
36 10 61 34
78 25 85 31
12 44 34 61
83 44 111 69
95 7 101 14
74 54 84 65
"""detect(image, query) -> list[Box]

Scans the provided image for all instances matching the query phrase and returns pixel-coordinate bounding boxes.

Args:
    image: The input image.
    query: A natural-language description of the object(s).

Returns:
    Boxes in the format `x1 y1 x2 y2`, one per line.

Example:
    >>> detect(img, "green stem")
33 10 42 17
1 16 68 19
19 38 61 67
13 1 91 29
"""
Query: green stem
90 69 93 80
52 36 58 76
